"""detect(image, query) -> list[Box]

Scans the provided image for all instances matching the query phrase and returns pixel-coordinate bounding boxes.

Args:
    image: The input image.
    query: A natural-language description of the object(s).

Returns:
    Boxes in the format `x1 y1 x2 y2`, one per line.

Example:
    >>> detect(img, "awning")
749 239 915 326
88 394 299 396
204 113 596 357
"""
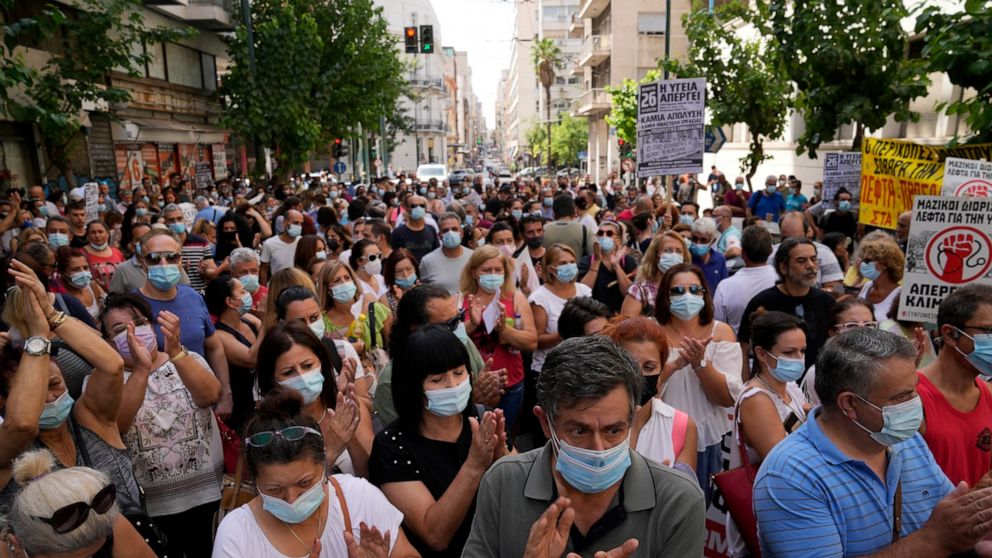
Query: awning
110 118 226 144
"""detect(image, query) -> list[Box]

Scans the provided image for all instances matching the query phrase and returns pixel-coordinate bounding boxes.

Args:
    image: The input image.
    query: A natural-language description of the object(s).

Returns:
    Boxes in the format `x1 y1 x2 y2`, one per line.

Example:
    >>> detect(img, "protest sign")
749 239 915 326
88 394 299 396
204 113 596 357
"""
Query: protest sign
898 196 992 323
859 138 992 230
195 162 212 190
636 78 706 177
821 152 861 209
179 202 197 230
942 157 992 198
83 182 99 222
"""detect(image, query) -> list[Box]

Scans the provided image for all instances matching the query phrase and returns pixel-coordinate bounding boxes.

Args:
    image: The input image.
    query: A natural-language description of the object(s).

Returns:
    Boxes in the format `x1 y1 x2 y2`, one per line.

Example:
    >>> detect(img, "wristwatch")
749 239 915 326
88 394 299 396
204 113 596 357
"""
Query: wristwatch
24 336 51 356
169 346 190 363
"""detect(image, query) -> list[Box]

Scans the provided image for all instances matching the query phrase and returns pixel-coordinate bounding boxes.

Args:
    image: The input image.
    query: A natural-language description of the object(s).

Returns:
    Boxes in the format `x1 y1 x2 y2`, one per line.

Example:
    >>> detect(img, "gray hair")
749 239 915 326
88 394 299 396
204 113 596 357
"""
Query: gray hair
690 218 717 239
438 211 462 228
538 336 642 424
8 450 118 555
444 202 466 222
229 247 260 268
194 196 209 209
814 328 916 407
162 203 182 215
765 174 778 184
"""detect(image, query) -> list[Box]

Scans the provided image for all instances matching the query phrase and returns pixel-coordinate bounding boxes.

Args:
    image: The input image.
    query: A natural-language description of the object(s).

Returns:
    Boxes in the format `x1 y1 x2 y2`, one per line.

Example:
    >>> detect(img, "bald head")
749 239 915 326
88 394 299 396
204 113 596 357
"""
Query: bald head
634 196 654 215
897 211 912 241
779 211 808 239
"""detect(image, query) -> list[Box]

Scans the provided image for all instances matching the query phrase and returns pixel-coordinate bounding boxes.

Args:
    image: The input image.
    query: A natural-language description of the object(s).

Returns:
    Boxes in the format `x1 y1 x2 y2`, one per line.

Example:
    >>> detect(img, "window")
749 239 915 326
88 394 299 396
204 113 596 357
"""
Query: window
542 6 568 22
201 53 217 91
638 13 665 35
147 43 166 80
166 43 203 89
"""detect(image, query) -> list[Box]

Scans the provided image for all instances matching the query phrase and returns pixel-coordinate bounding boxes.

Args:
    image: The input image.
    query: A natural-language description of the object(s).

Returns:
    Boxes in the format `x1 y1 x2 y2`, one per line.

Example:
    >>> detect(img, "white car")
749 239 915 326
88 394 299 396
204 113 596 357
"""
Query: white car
416 164 449 184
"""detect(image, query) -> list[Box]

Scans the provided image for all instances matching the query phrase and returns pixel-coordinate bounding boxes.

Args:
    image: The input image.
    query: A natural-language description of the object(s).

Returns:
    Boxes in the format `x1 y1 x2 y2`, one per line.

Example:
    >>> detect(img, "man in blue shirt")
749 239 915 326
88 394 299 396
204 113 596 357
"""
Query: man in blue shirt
747 174 786 223
688 218 728 292
754 328 992 557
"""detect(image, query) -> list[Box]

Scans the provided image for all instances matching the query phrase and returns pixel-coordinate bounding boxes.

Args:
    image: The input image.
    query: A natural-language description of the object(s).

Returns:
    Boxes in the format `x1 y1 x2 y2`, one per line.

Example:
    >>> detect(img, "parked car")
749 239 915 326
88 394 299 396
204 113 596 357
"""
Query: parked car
449 168 474 186
416 164 449 184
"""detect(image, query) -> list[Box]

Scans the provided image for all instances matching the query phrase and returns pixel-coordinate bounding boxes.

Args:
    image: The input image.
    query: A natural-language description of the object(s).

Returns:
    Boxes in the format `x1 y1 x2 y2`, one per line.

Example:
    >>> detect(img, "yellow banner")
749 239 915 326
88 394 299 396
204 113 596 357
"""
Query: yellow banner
859 138 992 229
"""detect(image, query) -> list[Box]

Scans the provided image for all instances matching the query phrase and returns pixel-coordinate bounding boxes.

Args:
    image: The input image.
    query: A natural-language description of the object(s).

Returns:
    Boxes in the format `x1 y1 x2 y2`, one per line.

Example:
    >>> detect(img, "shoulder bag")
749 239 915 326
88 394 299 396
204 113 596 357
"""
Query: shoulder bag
711 399 762 557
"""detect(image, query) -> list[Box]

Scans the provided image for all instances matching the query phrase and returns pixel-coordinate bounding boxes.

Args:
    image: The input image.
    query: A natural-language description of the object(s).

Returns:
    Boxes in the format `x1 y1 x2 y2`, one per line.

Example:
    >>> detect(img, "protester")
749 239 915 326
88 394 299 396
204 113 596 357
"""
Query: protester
856 235 905 322
315 260 391 357
557 296 613 339
350 239 388 299
380 248 420 314
687 218 728 292
747 175 786 223
620 231 688 319
578 220 636 313
528 243 592 379
55 247 106 321
206 274 261 433
801 298 877 406
81 221 124 291
712 225 778 333
259 209 303 283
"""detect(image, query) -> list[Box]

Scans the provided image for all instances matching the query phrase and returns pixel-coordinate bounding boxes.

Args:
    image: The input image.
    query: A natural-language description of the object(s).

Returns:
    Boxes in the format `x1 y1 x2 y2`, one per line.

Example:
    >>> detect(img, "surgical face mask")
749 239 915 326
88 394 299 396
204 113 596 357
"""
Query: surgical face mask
954 329 992 377
765 185 776 194
168 222 186 235
135 207 148 217
261 478 325 524
765 352 805 383
549 421 631 493
410 206 426 221
309 317 326 339
394 272 417 290
511 209 523 220
90 241 108 251
670 293 705 321
442 230 462 249
850 394 923 447
479 273 504 293
427 192 436 200
860 261 882 282
238 292 254 315
689 243 709 258
658 253 682 272
680 215 695 226
331 282 357 303
287 224 303 238
67 270 93 289
543 197 553 207
113 324 157 360
597 236 615 253
838 200 852 212
48 232 69 248
315 250 327 261
452 322 470 344
148 264 181 290
735 182 744 190
279 368 325 405
419 187 427 195
39 391 75 430
364 258 382 275
554 262 578 283
424 375 472 416
465 214 475 226
240 274 260 293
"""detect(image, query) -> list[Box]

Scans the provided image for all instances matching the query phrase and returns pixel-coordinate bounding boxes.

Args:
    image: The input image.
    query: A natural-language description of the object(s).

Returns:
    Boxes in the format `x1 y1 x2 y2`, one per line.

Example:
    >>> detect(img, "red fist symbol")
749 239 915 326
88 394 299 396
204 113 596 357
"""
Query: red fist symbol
937 233 976 283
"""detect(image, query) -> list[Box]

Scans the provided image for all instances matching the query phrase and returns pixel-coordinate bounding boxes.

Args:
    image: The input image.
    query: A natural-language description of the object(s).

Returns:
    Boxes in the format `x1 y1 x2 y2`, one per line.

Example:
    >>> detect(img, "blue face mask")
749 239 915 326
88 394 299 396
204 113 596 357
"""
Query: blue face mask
48 232 69 248
555 262 578 283
427 192 436 200
838 200 852 212
549 420 631 493
39 391 74 430
689 243 709 257
955 330 992 377
424 376 472 416
442 230 462 249
765 352 805 383
543 197 553 207
287 224 303 238
331 282 357 303
394 273 417 290
168 222 186 235
329 191 339 200
309 318 326 339
239 273 260 293
315 250 327 261
261 478 325 524
511 209 523 220
658 253 682 272
680 215 695 226
479 273 504 293
68 271 93 289
135 207 148 217
860 261 881 281
278 368 325 405
850 394 923 447
410 206 426 221
598 236 615 253
465 215 475 226
238 292 254 315
452 322 470 344
148 264 181 290
91 242 108 251
670 293 705 321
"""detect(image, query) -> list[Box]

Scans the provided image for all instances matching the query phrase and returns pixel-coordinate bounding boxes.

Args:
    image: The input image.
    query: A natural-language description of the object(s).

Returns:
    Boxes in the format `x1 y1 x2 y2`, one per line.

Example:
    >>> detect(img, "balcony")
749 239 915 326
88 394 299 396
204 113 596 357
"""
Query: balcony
569 13 584 35
409 75 444 91
148 0 235 30
578 35 610 68
570 88 610 117
578 0 610 20
415 119 447 134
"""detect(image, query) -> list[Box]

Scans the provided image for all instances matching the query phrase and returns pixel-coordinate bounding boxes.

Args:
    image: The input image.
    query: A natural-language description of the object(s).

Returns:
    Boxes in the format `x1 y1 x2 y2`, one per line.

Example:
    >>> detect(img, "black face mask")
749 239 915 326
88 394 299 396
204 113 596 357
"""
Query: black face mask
526 236 543 249
326 238 339 252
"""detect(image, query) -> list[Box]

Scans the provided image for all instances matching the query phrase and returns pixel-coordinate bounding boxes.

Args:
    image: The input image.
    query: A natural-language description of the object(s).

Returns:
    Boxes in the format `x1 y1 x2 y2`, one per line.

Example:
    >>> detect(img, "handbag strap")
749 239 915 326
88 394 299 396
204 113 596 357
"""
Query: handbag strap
732 394 757 481
329 476 352 534
367 302 376 349
892 481 902 543
231 451 247 503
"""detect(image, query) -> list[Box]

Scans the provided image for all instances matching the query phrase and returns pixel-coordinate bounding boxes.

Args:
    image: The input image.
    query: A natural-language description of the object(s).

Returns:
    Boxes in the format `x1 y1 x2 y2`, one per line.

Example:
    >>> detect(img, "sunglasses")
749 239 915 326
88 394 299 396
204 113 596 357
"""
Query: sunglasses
835 321 879 332
109 316 151 337
670 285 706 296
363 254 381 262
409 203 426 209
690 236 712 244
441 308 467 332
34 484 116 535
143 251 181 265
596 230 617 238
245 426 322 448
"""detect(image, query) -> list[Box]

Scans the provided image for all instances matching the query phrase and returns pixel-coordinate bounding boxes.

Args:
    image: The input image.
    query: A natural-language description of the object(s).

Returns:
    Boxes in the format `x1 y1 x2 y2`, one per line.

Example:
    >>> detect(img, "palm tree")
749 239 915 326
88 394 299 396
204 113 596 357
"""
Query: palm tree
531 38 562 176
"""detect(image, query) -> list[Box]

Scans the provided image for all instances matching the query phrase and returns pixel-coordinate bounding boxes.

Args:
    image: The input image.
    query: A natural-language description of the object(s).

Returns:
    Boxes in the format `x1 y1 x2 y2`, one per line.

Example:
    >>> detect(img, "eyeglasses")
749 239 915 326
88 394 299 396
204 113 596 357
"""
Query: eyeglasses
363 253 381 262
960 324 992 336
33 483 116 535
245 426 322 448
441 308 467 332
835 321 879 332
596 230 616 238
143 251 181 265
109 316 151 337
690 236 712 244
670 285 705 296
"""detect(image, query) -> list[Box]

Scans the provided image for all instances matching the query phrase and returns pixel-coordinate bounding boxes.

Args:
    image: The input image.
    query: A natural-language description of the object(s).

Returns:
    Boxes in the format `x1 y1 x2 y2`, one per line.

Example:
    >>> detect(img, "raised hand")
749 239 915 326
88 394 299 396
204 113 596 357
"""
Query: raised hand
491 408 510 462
322 384 360 461
126 322 153 372
345 522 391 558
467 411 499 472
158 310 183 359
20 282 50 338
466 294 485 329
523 497 575 558
9 259 55 318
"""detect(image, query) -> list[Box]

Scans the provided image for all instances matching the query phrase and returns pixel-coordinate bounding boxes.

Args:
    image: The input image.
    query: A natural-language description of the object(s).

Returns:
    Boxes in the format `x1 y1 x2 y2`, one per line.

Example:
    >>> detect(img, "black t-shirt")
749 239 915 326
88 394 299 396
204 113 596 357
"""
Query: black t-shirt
577 254 638 313
70 234 88 249
821 210 857 240
391 224 439 263
369 414 477 558
737 285 837 370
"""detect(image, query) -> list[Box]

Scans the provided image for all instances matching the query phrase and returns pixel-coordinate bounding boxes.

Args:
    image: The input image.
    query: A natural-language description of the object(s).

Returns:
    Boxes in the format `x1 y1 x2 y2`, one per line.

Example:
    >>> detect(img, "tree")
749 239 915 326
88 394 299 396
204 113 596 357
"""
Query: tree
917 0 992 144
662 2 791 187
769 0 930 155
525 122 548 164
0 0 187 188
531 38 562 174
605 70 660 150
551 112 588 168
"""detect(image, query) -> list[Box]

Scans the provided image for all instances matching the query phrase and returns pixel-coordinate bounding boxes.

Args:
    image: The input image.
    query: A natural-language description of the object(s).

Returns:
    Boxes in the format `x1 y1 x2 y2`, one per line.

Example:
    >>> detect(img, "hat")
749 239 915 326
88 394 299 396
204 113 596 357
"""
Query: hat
69 187 86 201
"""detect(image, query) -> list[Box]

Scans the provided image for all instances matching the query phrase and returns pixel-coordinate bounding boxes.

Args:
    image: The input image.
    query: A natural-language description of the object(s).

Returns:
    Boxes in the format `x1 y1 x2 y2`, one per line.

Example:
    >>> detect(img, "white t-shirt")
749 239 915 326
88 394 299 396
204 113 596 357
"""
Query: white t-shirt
527 283 592 374
712 265 780 333
212 475 403 558
260 235 300 275
636 398 691 467
858 282 901 323
359 275 388 299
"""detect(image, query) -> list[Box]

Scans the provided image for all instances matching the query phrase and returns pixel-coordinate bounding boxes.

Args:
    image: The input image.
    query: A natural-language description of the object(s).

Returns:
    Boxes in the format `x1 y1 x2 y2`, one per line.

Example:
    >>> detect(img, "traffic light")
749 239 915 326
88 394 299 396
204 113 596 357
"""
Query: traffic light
338 140 349 158
404 27 418 54
420 25 434 54
332 138 343 158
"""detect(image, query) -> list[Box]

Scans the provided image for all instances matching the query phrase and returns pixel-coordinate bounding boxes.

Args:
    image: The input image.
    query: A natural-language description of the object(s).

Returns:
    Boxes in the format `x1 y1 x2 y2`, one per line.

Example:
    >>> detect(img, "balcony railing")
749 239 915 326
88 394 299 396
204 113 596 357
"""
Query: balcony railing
415 120 448 133
578 0 610 20
408 76 444 90
570 88 610 117
578 35 610 68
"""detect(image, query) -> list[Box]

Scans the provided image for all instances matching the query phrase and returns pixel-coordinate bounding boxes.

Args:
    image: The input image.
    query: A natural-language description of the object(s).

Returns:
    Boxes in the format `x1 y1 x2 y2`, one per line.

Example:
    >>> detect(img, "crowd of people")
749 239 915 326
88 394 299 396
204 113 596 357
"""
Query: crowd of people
0 168 990 558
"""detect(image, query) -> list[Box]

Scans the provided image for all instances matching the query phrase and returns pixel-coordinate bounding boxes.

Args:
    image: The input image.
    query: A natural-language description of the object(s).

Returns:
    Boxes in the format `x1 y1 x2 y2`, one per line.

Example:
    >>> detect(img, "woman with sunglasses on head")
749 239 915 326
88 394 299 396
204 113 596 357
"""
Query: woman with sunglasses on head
0 449 155 558
371 325 507 558
98 292 223 557
0 261 142 537
654 263 743 506
212 388 419 557
800 298 877 406
578 220 637 314
621 231 690 318
728 311 809 557
350 239 388 300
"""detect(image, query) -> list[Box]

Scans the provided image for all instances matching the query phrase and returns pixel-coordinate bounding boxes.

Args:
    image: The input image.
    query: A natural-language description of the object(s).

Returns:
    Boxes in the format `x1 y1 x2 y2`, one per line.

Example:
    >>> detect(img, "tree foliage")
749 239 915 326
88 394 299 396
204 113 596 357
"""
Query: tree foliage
531 38 562 172
551 112 588 167
662 2 791 186
769 0 930 156
605 70 660 149
0 0 188 187
917 0 992 144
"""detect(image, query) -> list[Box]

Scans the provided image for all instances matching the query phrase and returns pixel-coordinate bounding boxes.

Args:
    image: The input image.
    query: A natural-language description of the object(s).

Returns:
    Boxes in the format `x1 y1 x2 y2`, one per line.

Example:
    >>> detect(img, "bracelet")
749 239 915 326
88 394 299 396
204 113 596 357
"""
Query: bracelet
48 311 68 329
169 346 189 363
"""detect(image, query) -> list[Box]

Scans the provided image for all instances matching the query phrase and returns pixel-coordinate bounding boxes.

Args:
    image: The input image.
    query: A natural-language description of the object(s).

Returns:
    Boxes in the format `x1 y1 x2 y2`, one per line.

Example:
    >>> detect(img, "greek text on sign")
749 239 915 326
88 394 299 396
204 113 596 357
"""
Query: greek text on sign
822 152 861 210
636 78 706 177
942 157 992 198
898 196 992 323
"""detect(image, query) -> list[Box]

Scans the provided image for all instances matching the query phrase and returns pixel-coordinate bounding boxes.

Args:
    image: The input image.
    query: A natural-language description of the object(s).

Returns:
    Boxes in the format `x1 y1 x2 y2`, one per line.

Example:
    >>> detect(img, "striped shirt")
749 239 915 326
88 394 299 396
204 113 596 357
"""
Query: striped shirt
754 408 952 557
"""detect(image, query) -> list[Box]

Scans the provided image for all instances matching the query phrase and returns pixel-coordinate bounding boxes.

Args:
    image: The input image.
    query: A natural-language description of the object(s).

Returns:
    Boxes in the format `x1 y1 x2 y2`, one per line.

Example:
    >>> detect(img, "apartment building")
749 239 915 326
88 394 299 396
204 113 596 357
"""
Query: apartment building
443 48 484 168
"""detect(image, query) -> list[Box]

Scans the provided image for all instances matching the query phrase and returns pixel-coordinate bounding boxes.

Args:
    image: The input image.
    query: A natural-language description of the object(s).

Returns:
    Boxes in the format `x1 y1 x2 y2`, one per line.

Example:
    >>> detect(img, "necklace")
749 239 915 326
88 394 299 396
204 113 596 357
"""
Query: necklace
281 487 324 557
754 373 787 401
